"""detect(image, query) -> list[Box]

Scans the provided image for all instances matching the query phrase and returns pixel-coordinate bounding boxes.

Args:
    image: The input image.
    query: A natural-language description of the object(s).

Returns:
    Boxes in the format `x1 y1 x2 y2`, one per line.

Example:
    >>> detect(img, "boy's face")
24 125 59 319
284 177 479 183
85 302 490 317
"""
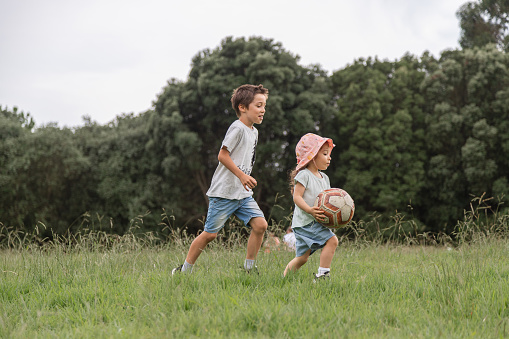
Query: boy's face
239 93 266 126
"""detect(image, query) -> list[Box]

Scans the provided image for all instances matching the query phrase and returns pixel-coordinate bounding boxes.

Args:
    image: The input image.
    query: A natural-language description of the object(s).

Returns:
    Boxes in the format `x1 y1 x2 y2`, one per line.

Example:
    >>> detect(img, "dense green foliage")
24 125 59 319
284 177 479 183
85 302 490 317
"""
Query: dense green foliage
1 1 509 236
329 45 509 233
457 0 509 51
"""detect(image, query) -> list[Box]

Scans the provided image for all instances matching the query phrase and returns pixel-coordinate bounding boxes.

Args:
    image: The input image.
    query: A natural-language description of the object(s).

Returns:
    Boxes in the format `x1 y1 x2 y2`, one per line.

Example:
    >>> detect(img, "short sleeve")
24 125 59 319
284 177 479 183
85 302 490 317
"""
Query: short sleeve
294 170 309 188
221 125 242 153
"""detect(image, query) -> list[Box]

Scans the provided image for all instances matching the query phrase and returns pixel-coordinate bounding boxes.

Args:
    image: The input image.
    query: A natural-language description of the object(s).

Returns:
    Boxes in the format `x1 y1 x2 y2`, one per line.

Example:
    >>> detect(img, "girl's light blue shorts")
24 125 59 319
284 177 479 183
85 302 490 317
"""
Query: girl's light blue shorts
204 196 265 234
293 221 335 257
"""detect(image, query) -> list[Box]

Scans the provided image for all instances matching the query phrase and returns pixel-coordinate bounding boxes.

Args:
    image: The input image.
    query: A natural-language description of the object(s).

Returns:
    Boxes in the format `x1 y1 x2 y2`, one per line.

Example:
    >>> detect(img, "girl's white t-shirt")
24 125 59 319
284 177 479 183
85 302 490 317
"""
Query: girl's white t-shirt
291 168 330 228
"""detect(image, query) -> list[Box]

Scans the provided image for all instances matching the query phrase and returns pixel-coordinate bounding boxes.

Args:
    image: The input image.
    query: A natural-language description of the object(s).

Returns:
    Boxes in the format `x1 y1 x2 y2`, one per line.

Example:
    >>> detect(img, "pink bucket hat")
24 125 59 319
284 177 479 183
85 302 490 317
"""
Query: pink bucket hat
295 133 334 171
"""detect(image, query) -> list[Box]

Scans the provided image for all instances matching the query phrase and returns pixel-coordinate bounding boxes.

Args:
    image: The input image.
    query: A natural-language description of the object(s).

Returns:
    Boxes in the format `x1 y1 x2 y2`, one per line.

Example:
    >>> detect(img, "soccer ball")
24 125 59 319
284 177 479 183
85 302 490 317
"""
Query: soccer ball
314 188 355 228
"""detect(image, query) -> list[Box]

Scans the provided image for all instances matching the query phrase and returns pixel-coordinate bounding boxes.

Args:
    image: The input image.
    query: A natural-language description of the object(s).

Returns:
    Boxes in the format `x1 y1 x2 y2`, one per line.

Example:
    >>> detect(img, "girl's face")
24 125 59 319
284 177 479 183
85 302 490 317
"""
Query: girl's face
314 143 332 171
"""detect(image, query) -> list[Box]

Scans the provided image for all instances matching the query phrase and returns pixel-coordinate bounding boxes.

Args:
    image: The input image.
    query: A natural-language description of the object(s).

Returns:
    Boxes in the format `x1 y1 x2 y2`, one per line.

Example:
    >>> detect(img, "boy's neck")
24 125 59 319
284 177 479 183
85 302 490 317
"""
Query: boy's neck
238 116 254 129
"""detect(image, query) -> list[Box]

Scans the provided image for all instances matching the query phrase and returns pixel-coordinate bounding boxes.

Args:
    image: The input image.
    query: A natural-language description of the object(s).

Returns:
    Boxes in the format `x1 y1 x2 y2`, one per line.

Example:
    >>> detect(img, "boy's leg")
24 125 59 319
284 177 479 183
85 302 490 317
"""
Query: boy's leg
185 231 218 264
284 250 311 276
181 197 232 267
318 235 339 268
246 217 268 260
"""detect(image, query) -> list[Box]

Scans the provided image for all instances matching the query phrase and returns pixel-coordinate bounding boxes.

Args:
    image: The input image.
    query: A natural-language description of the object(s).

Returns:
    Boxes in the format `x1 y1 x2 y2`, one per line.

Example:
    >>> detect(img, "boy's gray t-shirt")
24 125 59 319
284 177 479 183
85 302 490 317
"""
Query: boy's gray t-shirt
291 168 331 228
207 120 258 200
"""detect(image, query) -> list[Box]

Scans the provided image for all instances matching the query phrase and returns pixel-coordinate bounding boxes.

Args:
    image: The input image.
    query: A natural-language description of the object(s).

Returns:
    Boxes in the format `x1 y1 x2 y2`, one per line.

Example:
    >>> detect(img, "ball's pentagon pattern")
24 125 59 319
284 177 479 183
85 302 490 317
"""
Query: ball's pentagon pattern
314 188 355 228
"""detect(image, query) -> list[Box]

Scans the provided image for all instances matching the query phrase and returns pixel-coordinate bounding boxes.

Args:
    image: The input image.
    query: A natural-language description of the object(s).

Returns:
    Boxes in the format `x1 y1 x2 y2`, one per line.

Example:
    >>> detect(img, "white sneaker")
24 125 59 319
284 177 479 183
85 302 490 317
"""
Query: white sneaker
313 271 330 283
240 265 259 274
171 264 183 275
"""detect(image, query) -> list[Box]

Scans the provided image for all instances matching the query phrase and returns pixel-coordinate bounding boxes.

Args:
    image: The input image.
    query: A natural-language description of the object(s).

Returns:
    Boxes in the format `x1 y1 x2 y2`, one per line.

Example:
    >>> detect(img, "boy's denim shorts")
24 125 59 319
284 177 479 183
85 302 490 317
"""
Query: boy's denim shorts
203 196 265 234
293 221 335 257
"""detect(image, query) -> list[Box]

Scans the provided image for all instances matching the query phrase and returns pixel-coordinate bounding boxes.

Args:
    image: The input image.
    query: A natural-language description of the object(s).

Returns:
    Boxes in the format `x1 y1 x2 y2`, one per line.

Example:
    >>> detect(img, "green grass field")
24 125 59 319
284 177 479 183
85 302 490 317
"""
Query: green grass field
1 232 509 338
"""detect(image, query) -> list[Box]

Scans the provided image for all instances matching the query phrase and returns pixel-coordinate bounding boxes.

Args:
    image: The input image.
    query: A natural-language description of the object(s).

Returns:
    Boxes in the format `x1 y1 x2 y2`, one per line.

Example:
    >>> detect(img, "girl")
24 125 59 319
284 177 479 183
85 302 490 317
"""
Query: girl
284 133 339 281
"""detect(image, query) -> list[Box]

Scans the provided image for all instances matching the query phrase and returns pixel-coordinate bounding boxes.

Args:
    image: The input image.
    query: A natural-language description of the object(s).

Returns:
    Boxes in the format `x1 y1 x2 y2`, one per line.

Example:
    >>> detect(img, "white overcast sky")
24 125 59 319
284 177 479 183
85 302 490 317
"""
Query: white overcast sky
0 0 467 128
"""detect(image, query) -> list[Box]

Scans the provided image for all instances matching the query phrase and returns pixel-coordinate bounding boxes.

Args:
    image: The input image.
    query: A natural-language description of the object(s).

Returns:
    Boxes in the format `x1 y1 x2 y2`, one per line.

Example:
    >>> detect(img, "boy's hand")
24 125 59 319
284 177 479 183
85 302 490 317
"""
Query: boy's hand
240 173 257 191
217 148 257 191
309 206 326 223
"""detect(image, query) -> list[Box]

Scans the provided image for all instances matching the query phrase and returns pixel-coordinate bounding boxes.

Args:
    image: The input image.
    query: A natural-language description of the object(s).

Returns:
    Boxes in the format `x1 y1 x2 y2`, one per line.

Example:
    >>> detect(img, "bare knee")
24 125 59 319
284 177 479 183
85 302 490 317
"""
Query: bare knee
296 250 311 265
297 255 309 265
327 235 339 248
250 217 268 234
202 231 218 242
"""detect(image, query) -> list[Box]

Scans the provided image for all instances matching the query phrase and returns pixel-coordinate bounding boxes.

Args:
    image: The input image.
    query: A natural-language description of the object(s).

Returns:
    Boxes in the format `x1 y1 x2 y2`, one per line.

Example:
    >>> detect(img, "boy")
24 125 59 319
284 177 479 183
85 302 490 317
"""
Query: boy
172 84 269 274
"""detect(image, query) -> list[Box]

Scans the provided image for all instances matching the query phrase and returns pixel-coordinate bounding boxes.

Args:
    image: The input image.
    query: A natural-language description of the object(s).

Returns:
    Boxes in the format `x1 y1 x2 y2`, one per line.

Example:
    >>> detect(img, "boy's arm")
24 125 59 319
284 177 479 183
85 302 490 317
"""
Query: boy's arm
293 182 326 222
218 147 257 191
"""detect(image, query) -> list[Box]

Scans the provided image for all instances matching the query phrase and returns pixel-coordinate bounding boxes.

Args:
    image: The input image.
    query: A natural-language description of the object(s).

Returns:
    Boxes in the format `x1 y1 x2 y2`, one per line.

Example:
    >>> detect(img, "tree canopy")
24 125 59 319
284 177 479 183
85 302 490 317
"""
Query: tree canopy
457 0 509 51
2 3 509 237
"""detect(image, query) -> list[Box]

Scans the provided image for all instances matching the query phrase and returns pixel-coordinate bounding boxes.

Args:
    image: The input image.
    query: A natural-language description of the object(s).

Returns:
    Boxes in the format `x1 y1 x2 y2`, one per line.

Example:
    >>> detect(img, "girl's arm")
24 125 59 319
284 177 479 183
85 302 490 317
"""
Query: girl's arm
218 146 257 191
293 182 326 223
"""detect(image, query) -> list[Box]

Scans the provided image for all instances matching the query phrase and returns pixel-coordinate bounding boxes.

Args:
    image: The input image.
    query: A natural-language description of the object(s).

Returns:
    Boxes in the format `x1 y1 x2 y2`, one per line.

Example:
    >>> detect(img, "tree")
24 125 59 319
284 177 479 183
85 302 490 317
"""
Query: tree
330 55 427 226
457 0 509 51
420 44 509 230
1 124 90 235
0 105 35 132
3 32 509 237
75 112 160 234
152 36 335 230
0 107 31 229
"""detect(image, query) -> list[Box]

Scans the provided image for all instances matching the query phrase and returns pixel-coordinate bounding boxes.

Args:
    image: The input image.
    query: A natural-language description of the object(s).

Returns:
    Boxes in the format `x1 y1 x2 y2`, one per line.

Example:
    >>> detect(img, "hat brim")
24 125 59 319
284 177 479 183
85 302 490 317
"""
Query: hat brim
295 138 334 171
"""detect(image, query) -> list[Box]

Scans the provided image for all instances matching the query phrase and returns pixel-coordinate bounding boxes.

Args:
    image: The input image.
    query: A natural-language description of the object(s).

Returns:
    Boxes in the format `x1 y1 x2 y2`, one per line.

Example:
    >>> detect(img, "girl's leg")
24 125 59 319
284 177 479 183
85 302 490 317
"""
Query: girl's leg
246 217 268 260
185 231 218 264
319 235 339 268
284 249 311 276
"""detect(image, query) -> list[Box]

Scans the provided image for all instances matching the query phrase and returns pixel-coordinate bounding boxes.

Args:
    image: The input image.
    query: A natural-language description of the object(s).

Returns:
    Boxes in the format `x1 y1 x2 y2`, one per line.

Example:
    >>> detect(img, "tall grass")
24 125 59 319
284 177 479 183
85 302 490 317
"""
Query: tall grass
2 237 509 337
0 197 508 338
